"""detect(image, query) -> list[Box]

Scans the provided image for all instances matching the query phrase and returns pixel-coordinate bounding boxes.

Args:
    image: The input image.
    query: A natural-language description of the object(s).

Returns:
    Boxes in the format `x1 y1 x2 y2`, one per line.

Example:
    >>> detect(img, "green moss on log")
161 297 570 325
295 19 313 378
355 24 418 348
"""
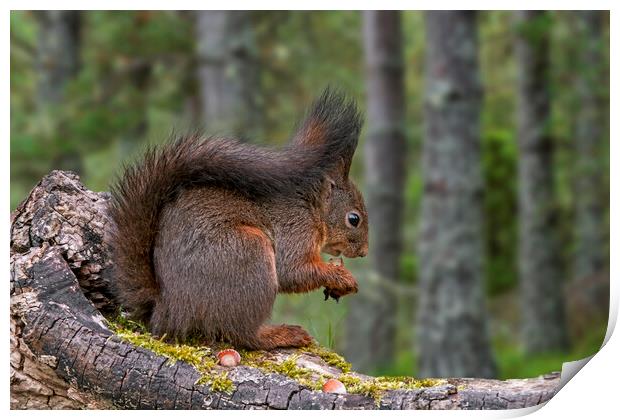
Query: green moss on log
107 315 222 391
196 372 235 394
299 344 352 372
107 314 442 400
338 373 445 403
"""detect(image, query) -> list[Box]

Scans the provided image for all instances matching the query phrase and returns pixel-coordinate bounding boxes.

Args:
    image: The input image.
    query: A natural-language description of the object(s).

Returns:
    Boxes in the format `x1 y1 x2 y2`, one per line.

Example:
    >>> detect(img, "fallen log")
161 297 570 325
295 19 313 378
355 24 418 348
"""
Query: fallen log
10 170 560 409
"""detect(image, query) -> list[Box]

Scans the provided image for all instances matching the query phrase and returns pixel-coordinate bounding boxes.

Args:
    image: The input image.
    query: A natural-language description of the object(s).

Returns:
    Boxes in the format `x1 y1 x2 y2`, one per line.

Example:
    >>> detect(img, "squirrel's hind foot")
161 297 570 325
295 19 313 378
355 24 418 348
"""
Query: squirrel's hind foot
253 324 314 350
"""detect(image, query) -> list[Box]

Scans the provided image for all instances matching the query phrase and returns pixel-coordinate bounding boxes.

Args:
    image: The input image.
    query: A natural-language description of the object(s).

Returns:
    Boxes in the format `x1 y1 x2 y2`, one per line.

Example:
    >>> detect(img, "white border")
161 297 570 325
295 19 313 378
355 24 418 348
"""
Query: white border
4 3 617 418
3 1 618 11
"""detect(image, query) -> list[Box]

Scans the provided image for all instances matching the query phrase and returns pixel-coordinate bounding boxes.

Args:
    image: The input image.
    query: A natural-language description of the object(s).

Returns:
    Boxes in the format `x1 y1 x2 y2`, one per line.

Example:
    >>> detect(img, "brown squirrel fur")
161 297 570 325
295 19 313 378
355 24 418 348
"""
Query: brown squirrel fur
109 89 368 350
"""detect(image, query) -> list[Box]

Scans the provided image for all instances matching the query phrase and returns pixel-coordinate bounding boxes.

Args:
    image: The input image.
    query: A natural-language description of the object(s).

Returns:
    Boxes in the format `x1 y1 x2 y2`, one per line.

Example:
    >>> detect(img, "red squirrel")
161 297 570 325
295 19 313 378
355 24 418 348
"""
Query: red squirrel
109 89 368 350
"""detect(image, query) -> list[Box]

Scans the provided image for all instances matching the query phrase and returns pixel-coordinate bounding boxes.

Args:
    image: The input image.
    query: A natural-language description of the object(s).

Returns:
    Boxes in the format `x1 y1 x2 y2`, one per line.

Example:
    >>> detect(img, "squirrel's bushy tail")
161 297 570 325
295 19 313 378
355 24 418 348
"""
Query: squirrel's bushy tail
109 88 363 323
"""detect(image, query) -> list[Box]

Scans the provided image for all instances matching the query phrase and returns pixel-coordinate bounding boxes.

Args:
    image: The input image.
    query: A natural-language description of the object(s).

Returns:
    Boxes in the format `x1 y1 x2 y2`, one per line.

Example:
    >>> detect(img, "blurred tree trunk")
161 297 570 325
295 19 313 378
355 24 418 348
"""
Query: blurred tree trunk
34 11 81 105
346 11 406 373
195 11 262 140
514 11 569 353
118 13 154 157
416 11 497 378
117 60 152 157
34 11 82 173
573 11 607 280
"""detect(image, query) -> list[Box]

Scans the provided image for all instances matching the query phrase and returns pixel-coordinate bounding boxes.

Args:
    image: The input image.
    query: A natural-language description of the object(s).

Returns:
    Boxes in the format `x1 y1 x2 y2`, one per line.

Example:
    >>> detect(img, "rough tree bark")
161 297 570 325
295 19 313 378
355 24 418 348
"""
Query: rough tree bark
195 11 263 140
514 11 569 354
416 11 497 379
10 171 559 409
573 11 608 281
346 10 406 373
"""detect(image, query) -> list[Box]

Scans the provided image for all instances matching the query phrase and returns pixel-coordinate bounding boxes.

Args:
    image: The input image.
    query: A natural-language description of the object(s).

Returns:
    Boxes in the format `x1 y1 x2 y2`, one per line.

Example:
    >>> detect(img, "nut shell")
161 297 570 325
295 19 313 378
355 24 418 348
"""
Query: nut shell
328 257 344 267
322 378 347 394
217 349 241 367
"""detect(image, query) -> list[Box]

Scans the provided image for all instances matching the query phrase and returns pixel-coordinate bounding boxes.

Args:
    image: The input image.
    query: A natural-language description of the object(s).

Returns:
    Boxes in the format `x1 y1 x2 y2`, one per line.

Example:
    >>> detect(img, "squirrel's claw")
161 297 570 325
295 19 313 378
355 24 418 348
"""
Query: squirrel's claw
323 287 341 303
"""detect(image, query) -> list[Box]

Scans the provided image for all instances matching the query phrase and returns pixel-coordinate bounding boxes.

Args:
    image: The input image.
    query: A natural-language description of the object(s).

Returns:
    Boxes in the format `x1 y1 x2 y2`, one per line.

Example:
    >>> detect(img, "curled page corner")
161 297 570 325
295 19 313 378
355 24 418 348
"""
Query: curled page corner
553 281 616 399
560 355 594 389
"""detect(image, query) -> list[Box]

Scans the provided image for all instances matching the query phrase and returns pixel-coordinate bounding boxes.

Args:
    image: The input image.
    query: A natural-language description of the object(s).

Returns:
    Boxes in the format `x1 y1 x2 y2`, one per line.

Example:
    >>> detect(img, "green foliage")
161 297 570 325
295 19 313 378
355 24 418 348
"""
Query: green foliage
548 12 611 272
514 11 553 45
272 289 348 351
495 322 606 380
401 172 423 284
10 11 194 207
481 130 518 295
369 348 417 378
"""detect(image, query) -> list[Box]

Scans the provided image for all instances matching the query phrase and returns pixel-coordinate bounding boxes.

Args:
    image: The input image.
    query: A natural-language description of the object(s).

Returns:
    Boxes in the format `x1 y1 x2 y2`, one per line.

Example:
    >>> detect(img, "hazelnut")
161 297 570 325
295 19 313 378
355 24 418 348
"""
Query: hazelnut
322 378 347 394
216 349 241 367
328 257 344 267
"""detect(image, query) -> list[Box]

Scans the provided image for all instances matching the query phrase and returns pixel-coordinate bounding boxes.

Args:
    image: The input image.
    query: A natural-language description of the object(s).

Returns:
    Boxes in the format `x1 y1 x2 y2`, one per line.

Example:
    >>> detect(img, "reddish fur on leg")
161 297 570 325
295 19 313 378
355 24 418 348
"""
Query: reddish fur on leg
254 324 314 350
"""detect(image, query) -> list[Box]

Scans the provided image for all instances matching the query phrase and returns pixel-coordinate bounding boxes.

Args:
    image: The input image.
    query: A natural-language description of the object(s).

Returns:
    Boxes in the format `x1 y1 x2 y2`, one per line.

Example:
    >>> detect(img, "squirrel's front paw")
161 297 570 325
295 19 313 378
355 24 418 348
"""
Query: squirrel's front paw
323 287 347 302
324 267 358 302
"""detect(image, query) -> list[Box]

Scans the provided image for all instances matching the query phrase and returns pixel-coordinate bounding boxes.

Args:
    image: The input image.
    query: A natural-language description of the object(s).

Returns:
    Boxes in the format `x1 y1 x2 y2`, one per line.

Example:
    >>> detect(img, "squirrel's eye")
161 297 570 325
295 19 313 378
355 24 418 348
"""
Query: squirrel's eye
346 211 361 228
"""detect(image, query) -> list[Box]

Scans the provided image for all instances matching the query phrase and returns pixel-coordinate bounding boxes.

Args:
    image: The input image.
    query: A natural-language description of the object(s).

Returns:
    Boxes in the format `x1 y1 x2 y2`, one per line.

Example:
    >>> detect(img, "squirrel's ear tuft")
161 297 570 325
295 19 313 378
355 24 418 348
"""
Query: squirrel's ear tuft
292 87 363 179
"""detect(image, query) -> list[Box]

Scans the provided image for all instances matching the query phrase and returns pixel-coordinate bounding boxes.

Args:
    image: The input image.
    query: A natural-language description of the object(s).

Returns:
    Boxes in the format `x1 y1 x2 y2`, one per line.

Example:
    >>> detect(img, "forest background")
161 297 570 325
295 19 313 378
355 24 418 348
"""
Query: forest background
10 10 610 379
